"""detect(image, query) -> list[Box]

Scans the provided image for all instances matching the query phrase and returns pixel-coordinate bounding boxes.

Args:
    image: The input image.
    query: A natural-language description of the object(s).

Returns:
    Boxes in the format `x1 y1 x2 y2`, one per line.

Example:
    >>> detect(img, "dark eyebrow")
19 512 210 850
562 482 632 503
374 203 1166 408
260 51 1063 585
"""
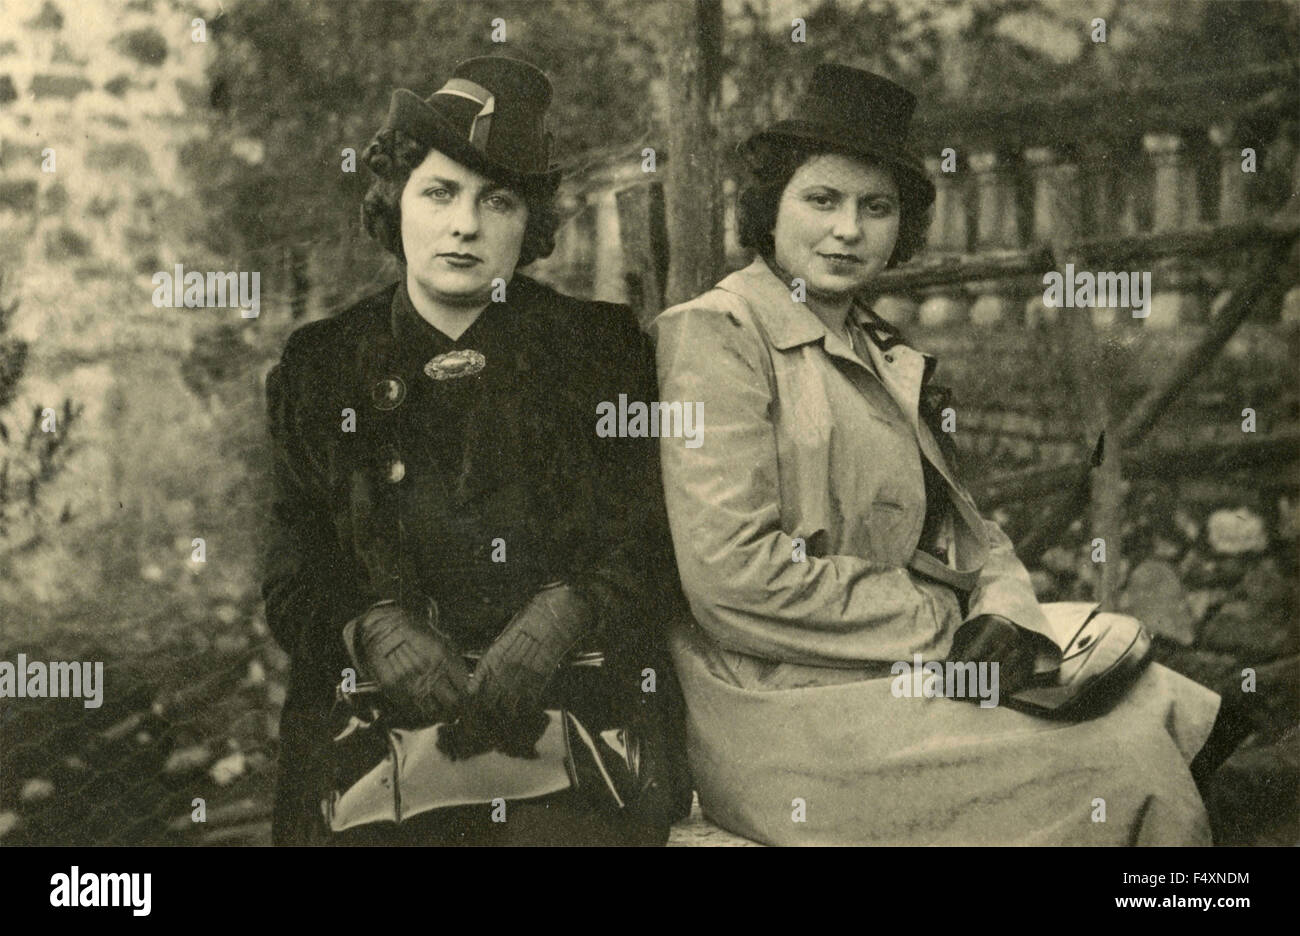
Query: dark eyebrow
796 184 897 201
417 174 517 200
417 175 460 191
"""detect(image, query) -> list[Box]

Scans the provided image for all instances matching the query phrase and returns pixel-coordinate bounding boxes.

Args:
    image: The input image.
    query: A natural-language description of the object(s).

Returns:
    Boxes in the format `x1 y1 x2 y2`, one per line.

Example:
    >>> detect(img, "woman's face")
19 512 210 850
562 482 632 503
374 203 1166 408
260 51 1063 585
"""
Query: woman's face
399 148 529 304
772 152 900 297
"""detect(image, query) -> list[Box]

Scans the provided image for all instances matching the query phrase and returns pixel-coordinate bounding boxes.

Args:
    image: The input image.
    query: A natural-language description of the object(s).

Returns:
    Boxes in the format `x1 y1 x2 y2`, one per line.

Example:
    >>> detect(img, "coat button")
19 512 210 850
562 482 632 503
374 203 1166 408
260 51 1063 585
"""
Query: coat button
385 457 405 483
371 377 406 410
884 353 895 363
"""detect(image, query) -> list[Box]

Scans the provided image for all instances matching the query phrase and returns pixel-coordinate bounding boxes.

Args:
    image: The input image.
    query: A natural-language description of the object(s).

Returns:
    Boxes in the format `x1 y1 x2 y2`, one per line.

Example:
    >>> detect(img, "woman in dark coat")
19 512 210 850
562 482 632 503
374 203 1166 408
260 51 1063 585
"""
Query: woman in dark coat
262 56 687 845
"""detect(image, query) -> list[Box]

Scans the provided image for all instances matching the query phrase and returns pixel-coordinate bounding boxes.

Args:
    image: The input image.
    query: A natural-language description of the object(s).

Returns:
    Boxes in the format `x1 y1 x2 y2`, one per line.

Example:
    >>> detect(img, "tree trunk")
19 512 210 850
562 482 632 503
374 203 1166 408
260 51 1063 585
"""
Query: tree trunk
664 0 725 308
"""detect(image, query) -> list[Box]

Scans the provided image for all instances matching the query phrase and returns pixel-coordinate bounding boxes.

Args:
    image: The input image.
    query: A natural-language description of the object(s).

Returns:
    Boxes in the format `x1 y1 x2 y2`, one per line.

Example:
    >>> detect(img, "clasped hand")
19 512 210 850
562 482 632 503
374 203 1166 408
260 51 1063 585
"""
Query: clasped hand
349 585 590 758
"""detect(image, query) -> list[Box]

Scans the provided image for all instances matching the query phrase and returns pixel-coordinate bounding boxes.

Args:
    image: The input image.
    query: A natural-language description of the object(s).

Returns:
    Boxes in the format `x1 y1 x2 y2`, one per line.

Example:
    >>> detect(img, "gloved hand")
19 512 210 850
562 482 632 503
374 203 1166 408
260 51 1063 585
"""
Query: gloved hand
349 599 469 727
945 613 1039 700
440 583 591 759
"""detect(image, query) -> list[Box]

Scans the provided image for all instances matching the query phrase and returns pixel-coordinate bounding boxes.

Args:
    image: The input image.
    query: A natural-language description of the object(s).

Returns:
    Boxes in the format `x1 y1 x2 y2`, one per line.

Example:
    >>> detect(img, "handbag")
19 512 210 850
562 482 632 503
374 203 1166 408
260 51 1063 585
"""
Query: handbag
323 649 678 842
1003 602 1154 721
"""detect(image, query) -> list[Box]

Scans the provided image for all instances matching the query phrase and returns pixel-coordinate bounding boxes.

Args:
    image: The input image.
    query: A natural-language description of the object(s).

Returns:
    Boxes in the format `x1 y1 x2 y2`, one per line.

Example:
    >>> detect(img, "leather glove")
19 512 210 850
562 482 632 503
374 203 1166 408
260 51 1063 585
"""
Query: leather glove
440 582 591 759
945 613 1039 700
348 599 469 727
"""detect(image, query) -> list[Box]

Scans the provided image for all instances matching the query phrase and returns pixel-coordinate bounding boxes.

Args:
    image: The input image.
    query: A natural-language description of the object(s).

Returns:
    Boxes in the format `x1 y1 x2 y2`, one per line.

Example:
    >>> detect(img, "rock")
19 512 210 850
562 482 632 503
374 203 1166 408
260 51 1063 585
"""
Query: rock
1029 570 1056 600
98 712 144 742
20 778 55 803
1282 285 1300 325
1151 534 1182 560
1074 553 1107 589
1172 508 1200 543
1206 508 1268 555
209 751 247 787
1200 559 1300 661
1178 549 1248 589
1041 546 1075 576
243 659 266 687
0 811 20 839
1186 589 1228 627
215 603 241 626
1237 557 1294 608
163 744 211 775
1200 600 1297 661
1118 560 1196 646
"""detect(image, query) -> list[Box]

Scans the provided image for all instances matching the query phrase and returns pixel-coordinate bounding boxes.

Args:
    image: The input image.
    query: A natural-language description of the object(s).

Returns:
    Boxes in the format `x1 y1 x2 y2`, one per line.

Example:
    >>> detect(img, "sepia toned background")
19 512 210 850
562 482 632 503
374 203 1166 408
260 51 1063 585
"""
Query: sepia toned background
0 0 1296 845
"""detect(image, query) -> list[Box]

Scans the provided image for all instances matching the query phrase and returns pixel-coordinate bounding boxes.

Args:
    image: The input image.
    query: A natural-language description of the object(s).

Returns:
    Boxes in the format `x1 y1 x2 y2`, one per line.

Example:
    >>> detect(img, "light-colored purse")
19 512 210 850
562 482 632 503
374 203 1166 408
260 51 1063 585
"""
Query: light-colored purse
323 652 650 833
1004 602 1154 720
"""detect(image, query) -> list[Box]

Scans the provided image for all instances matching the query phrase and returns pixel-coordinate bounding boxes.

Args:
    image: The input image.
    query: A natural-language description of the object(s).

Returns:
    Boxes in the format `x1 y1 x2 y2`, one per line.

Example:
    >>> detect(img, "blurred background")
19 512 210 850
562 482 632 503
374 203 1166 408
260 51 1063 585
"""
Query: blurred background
0 0 1296 846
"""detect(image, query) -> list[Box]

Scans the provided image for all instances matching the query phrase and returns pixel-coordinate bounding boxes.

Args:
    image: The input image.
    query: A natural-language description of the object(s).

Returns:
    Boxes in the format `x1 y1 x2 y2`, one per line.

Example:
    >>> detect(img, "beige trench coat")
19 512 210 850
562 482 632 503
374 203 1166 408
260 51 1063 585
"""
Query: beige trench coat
651 257 1220 845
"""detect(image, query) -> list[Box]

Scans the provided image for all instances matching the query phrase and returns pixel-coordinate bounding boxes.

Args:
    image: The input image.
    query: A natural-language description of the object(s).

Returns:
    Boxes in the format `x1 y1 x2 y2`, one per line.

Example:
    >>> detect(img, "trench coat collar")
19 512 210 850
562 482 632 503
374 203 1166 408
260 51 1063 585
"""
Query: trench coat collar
718 256 938 420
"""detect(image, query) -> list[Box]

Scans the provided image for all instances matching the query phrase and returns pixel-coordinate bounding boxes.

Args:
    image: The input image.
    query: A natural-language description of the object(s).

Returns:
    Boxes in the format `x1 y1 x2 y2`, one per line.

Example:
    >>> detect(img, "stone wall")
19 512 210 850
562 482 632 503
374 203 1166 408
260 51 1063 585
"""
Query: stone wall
0 0 232 606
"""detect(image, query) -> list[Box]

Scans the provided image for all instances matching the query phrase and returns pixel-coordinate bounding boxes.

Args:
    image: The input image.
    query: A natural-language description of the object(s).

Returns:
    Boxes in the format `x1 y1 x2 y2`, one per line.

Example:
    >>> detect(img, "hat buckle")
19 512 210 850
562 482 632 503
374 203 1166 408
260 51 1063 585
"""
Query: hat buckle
435 78 496 153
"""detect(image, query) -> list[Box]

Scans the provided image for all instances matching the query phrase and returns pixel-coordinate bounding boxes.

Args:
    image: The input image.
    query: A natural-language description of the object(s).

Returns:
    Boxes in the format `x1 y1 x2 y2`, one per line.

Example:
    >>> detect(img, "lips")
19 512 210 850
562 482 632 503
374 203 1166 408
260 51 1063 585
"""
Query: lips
819 252 863 264
438 252 482 263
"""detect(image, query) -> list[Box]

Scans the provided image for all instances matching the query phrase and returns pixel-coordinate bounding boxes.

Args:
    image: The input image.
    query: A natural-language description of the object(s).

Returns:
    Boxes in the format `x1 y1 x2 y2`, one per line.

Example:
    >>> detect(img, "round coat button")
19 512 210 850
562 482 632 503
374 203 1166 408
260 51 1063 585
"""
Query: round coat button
371 377 406 410
385 458 405 483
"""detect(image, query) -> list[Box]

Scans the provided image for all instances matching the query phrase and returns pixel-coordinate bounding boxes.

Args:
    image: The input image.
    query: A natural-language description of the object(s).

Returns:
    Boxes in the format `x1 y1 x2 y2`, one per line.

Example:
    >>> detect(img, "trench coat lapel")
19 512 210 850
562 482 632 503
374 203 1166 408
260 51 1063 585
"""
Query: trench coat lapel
718 259 990 575
722 259 963 489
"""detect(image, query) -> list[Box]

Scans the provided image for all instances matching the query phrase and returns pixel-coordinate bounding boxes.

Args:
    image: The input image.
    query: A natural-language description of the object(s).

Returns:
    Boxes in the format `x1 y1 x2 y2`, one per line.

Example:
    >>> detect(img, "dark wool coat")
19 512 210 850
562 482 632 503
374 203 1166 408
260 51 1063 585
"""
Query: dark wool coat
262 274 687 844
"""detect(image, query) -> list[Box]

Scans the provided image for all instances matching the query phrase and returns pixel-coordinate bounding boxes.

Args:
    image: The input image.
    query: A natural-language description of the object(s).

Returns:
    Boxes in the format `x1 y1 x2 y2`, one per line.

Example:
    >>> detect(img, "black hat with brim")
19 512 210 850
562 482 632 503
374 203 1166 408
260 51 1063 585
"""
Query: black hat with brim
739 64 936 208
383 56 563 195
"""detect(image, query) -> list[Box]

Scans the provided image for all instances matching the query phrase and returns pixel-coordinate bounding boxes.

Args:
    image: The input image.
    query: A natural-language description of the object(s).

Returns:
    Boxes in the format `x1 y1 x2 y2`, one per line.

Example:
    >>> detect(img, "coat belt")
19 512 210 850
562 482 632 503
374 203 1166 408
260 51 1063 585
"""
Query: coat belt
907 548 980 594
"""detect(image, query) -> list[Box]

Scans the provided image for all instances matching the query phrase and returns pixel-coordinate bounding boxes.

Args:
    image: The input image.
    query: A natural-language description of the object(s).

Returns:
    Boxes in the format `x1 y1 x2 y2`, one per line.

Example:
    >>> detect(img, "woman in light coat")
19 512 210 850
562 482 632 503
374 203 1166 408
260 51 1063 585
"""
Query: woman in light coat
651 64 1230 845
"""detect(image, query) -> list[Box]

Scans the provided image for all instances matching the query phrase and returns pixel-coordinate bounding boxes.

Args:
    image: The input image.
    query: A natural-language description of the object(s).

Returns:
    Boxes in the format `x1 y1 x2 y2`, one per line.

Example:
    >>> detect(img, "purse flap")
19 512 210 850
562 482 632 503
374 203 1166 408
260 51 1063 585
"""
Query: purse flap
394 712 574 822
327 711 575 832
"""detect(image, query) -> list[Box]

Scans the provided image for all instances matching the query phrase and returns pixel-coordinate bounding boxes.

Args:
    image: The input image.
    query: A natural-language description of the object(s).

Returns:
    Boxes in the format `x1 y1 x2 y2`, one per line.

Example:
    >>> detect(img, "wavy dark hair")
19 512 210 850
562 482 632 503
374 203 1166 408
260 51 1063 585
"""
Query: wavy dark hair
360 128 560 268
736 136 933 269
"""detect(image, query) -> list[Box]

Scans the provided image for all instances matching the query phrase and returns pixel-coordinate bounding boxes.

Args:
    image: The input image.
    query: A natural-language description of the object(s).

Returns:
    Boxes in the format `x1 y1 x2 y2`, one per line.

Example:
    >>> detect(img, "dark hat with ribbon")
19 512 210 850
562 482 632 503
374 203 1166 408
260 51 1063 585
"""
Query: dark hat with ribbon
740 64 935 208
382 56 562 193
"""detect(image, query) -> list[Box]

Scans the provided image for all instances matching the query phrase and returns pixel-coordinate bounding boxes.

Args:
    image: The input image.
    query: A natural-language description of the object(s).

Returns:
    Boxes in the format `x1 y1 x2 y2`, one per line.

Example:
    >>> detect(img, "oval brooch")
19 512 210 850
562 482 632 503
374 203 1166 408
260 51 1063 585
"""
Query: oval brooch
423 349 486 381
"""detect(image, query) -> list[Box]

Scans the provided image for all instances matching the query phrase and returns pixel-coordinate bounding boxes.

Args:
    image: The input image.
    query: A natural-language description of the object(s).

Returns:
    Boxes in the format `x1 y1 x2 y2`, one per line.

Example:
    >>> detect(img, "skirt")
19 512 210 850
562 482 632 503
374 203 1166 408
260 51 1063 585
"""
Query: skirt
671 603 1221 846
